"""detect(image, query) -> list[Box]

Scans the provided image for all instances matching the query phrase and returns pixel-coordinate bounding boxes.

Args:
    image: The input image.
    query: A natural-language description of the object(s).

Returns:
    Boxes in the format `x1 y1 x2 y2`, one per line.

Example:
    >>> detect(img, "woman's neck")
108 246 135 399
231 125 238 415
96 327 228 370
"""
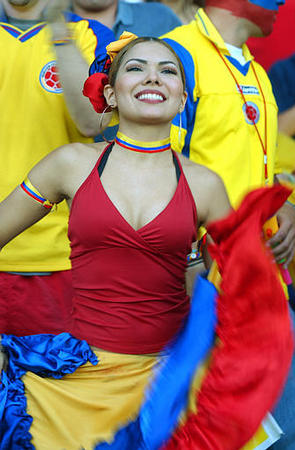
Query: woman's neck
115 131 170 154
117 122 171 144
112 125 172 164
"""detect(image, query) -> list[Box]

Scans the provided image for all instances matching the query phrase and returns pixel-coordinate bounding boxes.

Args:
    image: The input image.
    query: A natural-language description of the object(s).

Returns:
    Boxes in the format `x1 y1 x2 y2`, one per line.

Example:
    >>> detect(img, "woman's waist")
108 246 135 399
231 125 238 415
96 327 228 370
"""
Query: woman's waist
89 345 160 358
71 295 190 354
73 321 186 354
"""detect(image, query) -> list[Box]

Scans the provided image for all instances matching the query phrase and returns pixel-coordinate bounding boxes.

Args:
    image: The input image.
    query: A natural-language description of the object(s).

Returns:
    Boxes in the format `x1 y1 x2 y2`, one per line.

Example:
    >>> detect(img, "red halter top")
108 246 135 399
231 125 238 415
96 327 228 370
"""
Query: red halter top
68 144 197 354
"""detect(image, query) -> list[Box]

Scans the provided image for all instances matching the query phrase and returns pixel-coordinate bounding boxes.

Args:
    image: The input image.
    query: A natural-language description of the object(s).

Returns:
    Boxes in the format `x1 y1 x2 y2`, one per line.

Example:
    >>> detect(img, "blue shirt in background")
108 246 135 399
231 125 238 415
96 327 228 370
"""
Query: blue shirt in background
268 54 295 113
113 1 182 39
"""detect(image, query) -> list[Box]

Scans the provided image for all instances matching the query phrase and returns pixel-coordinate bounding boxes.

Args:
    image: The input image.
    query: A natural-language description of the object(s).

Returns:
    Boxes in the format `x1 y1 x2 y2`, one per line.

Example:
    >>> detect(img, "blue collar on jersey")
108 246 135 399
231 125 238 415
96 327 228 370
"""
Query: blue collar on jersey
248 0 285 11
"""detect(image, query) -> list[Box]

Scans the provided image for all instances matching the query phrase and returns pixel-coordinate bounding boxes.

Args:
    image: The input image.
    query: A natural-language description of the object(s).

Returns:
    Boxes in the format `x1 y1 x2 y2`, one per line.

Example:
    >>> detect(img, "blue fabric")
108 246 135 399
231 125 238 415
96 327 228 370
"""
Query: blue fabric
0 370 34 450
113 1 182 39
65 11 115 59
95 275 217 449
96 420 143 450
163 38 198 159
268 54 295 113
249 0 284 11
289 285 295 312
225 56 251 76
0 333 98 450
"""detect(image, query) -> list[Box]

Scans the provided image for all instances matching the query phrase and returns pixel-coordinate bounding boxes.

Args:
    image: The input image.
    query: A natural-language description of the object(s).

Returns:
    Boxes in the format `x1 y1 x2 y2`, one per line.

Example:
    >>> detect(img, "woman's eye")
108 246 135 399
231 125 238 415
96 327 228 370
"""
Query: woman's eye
126 66 142 72
162 68 178 75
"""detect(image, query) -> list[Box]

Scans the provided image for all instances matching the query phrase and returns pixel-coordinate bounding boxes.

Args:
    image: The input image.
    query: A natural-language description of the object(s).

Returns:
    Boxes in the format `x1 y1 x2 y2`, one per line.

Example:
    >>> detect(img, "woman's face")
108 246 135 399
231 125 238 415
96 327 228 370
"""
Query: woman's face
105 41 187 126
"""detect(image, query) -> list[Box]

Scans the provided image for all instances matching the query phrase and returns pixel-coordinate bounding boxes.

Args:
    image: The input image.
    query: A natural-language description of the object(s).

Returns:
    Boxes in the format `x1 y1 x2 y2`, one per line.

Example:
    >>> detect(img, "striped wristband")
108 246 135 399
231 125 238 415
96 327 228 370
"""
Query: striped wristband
52 37 72 46
21 177 56 210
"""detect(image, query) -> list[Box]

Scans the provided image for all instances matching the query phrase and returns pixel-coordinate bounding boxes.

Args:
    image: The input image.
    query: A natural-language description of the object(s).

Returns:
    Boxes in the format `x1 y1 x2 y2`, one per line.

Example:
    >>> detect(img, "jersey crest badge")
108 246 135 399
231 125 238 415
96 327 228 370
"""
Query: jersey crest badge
242 101 260 125
39 61 63 93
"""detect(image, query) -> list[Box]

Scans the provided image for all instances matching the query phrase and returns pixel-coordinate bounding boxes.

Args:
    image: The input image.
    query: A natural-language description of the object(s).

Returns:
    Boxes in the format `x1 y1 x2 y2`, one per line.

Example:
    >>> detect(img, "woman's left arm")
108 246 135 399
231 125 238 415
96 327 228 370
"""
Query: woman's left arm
184 164 231 284
192 168 232 228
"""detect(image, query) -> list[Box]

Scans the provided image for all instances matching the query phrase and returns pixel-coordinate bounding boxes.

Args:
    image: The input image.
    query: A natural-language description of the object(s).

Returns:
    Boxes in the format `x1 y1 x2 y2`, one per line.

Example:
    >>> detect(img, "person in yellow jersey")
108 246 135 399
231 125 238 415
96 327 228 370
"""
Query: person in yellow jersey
0 0 114 336
161 2 295 449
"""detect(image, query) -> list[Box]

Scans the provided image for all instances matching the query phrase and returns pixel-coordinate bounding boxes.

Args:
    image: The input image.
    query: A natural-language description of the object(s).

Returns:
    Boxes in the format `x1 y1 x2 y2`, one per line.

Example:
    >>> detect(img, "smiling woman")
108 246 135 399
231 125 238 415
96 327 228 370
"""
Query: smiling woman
104 39 187 130
0 34 292 450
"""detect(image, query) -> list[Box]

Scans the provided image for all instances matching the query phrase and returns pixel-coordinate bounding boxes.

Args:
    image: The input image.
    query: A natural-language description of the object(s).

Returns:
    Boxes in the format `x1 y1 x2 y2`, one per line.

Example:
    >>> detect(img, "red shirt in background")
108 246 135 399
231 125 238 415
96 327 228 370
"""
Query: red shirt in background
247 0 295 71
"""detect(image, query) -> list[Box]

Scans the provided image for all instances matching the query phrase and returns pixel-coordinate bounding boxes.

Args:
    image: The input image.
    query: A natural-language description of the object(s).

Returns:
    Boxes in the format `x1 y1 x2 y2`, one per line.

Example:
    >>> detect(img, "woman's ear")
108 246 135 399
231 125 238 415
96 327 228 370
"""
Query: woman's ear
179 90 188 113
103 84 117 109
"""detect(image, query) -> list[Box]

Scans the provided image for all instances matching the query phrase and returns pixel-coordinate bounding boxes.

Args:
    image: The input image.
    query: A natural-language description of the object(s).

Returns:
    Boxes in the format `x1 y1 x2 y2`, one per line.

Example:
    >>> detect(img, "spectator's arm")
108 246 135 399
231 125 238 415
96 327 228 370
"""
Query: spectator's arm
268 202 295 266
278 105 295 136
45 0 106 137
268 55 295 136
275 132 295 175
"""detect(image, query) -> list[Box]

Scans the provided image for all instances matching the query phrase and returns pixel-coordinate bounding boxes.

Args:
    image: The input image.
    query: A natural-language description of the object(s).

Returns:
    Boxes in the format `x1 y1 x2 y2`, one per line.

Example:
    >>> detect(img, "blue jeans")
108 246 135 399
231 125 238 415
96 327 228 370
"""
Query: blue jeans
270 306 295 449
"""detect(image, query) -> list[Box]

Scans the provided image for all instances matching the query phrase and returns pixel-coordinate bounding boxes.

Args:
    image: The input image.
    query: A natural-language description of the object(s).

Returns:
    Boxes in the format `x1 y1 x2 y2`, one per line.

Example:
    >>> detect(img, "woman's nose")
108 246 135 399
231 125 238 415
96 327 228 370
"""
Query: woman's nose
143 68 161 85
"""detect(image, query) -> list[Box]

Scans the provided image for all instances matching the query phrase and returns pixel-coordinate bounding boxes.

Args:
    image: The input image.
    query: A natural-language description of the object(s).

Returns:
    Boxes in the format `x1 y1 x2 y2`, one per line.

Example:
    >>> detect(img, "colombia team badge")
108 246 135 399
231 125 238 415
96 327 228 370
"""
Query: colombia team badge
242 101 260 125
39 61 63 93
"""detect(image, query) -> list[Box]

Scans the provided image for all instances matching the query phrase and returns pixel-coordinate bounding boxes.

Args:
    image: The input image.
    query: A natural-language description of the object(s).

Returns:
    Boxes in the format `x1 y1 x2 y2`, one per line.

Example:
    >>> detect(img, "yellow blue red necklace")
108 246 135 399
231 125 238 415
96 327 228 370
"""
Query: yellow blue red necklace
115 131 171 153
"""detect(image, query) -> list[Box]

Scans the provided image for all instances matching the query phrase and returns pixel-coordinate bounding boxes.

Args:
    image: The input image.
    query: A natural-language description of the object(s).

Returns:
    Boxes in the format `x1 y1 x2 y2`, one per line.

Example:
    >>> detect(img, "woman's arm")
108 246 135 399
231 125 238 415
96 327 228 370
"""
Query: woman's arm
0 186 52 250
183 162 231 228
0 146 71 250
183 162 231 292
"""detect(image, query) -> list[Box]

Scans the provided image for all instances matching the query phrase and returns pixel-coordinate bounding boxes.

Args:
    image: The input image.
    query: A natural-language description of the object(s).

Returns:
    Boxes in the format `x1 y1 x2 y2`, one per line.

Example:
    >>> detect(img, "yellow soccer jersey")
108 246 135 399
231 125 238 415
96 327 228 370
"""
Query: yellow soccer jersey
163 9 278 208
0 13 114 271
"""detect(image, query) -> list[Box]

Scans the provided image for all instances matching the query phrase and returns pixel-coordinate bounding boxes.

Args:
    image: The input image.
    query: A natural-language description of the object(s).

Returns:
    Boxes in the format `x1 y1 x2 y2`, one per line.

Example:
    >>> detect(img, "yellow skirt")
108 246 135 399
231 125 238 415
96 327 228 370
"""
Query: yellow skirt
23 348 281 450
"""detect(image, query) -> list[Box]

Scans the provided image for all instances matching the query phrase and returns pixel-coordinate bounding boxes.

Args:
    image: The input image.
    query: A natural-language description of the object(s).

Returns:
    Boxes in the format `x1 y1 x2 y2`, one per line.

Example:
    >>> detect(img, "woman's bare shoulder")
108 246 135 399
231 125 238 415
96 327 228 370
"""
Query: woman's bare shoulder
29 142 109 192
50 141 106 166
177 153 231 226
177 153 223 191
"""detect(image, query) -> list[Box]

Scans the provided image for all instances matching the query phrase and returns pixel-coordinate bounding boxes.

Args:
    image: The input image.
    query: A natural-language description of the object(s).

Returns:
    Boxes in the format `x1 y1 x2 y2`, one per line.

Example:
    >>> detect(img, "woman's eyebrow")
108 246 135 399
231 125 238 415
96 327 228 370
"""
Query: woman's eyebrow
124 59 178 67
124 58 147 66
158 61 178 67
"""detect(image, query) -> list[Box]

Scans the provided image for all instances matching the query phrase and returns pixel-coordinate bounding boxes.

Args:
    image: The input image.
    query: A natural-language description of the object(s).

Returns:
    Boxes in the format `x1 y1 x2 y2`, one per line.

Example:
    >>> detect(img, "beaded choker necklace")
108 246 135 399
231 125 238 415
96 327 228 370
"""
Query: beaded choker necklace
115 131 171 153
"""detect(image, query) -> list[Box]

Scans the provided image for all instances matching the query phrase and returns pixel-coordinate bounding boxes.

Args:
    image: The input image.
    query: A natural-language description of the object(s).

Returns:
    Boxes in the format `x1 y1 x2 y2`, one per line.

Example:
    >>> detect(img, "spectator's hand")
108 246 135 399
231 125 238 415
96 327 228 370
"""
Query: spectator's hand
268 203 295 266
44 0 70 24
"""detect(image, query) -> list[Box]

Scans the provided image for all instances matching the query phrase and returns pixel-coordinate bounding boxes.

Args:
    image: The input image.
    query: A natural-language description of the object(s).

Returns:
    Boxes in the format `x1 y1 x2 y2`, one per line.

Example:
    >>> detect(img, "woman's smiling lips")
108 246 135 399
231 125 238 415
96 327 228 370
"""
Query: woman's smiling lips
135 90 167 103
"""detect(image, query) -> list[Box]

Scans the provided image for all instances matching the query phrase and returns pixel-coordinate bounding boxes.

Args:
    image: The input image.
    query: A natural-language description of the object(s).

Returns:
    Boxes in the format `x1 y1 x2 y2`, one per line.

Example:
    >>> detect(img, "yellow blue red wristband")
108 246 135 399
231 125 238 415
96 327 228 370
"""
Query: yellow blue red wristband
20 177 56 210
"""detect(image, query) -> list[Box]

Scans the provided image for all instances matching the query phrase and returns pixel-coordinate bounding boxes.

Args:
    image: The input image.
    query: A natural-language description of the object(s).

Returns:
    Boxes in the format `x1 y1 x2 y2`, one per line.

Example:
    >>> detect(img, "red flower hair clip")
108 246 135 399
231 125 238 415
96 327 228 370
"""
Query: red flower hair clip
83 32 138 114
83 72 110 114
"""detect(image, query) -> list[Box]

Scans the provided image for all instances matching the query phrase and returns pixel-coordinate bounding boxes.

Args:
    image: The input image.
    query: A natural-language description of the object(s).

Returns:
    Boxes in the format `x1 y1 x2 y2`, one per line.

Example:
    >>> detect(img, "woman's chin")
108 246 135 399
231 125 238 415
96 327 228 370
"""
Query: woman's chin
131 113 176 125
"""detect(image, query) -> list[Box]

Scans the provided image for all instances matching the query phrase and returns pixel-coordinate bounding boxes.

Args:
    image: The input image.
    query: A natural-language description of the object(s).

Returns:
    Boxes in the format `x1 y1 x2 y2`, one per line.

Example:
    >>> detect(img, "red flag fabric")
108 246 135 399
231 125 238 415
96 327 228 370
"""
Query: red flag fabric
164 185 294 450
